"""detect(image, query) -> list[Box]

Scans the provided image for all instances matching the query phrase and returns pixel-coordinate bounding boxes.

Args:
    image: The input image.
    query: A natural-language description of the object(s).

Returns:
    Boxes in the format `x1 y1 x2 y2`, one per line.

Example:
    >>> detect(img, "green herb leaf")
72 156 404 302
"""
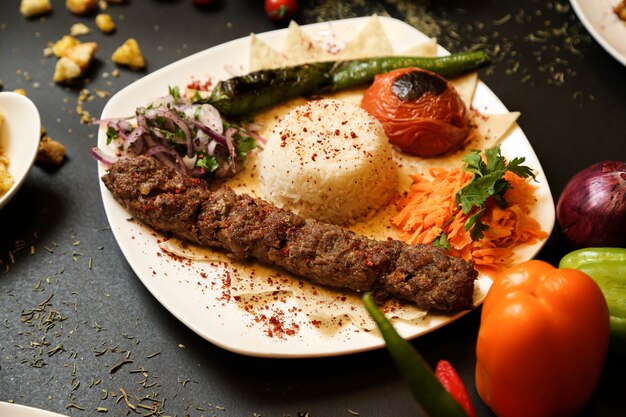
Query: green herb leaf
507 156 536 180
457 172 500 213
168 85 181 100
485 145 507 173
223 120 259 160
196 155 219 172
235 134 257 159
456 145 535 241
465 209 488 241
460 149 485 176
106 126 118 145
431 232 451 250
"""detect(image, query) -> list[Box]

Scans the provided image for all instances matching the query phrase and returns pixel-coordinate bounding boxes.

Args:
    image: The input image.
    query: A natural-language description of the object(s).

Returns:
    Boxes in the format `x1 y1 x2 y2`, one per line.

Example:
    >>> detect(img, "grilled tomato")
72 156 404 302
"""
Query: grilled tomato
361 67 469 157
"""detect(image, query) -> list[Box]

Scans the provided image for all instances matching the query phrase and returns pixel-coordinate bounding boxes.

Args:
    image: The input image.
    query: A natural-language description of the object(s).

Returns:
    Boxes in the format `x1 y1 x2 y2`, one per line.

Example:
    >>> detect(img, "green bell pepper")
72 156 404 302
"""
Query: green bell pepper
560 247 626 354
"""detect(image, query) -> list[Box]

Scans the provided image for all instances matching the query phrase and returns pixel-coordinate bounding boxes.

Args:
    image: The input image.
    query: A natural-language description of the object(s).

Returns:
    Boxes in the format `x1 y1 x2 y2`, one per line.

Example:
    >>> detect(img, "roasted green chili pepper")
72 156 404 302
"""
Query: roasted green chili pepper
362 293 470 417
560 247 626 353
329 51 489 91
206 51 489 116
206 62 335 116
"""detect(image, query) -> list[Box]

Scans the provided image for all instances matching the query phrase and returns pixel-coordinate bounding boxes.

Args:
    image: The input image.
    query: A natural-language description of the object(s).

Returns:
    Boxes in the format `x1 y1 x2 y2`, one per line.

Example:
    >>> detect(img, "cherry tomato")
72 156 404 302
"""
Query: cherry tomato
264 0 297 22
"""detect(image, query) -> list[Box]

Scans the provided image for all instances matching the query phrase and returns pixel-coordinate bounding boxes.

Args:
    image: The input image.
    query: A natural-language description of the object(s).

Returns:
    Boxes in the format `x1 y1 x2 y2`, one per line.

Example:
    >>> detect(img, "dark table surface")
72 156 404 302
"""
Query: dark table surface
1 1 625 416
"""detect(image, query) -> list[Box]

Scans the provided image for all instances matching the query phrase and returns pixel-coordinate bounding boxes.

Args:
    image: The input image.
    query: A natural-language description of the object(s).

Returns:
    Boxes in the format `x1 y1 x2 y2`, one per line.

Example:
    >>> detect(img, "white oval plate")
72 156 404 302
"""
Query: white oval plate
97 17 555 358
0 402 68 417
0 92 40 209
570 0 626 67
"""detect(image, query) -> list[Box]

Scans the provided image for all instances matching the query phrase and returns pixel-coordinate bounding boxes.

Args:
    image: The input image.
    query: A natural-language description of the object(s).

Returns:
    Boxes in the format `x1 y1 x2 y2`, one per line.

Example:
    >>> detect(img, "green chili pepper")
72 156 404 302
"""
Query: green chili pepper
328 51 489 91
559 247 626 354
206 62 335 116
206 51 489 116
362 293 470 417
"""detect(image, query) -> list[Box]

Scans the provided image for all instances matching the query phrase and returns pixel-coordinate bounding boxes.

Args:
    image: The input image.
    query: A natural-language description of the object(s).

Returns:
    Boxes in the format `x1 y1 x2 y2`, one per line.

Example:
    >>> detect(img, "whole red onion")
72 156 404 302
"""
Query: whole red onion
556 161 626 248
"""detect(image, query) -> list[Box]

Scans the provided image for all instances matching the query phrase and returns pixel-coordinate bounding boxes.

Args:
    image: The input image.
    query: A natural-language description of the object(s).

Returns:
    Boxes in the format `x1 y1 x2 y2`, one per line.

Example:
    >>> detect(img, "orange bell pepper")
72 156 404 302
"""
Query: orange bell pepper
475 260 610 417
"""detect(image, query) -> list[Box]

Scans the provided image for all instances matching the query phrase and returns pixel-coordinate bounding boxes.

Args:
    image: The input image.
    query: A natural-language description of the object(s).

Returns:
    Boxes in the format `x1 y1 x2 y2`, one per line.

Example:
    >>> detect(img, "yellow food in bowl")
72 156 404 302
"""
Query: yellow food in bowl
0 112 15 196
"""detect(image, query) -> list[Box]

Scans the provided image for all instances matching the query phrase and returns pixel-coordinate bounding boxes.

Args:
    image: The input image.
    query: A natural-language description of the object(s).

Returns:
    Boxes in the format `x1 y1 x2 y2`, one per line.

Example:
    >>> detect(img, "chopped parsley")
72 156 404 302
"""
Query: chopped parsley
431 232 451 250
433 145 536 246
168 85 181 100
223 120 258 160
196 155 219 172
106 126 118 144
234 134 257 160
456 145 535 240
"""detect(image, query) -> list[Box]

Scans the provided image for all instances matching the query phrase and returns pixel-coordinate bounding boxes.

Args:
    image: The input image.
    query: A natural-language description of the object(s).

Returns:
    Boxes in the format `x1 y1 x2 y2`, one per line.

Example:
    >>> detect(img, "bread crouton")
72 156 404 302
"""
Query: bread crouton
66 0 98 15
20 0 53 18
70 22 91 36
37 135 66 166
63 42 97 70
52 35 81 58
53 57 82 83
112 39 145 70
95 13 116 33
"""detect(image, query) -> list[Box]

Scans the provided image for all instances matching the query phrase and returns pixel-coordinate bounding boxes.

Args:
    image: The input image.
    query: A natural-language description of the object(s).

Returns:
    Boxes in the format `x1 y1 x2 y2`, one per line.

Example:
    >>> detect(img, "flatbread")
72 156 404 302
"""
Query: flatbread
334 15 393 60
399 37 438 57
282 21 333 65
472 111 521 150
249 33 287 71
451 72 479 107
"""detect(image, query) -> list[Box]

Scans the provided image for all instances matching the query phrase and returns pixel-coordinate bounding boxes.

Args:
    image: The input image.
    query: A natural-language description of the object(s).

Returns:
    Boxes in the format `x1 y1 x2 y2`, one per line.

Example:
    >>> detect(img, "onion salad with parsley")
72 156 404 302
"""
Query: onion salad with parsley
91 86 264 180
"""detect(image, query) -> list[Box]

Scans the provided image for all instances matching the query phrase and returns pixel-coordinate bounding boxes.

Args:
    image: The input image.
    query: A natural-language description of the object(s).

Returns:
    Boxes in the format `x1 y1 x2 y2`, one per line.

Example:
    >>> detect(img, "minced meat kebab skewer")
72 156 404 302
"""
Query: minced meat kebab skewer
102 156 477 312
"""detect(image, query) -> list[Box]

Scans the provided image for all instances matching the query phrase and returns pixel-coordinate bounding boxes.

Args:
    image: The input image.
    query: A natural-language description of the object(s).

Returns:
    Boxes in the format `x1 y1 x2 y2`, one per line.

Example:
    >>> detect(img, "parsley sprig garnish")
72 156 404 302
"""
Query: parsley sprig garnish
432 145 535 249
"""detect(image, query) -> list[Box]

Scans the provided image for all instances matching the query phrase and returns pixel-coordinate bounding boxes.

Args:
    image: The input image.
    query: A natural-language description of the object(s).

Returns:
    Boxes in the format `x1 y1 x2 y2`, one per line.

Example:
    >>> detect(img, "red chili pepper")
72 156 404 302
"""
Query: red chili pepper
435 360 478 417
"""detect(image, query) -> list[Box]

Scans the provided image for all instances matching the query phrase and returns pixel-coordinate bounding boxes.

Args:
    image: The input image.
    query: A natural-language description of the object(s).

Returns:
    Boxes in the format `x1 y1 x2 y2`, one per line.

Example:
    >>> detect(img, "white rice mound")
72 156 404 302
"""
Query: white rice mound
259 99 398 224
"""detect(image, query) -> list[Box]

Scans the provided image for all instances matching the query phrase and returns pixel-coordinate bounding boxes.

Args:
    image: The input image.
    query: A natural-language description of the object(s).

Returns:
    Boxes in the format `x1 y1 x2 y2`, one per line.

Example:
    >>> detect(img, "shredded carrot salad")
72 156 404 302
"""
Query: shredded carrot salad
391 167 548 277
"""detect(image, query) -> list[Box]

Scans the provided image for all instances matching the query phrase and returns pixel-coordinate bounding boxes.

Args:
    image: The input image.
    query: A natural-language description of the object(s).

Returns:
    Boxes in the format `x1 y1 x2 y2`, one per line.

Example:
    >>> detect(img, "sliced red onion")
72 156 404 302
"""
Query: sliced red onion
123 124 146 151
145 108 193 154
224 127 237 159
92 95 260 181
192 120 229 150
207 140 218 156
144 144 185 173
92 117 133 128
149 95 178 109
192 130 209 152
144 144 179 158
90 147 119 166
183 155 197 170
180 103 223 134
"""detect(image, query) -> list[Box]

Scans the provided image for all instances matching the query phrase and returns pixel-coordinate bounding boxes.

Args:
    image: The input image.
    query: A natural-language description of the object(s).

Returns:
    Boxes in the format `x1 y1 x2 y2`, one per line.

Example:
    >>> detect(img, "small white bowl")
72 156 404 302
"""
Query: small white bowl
0 92 41 209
